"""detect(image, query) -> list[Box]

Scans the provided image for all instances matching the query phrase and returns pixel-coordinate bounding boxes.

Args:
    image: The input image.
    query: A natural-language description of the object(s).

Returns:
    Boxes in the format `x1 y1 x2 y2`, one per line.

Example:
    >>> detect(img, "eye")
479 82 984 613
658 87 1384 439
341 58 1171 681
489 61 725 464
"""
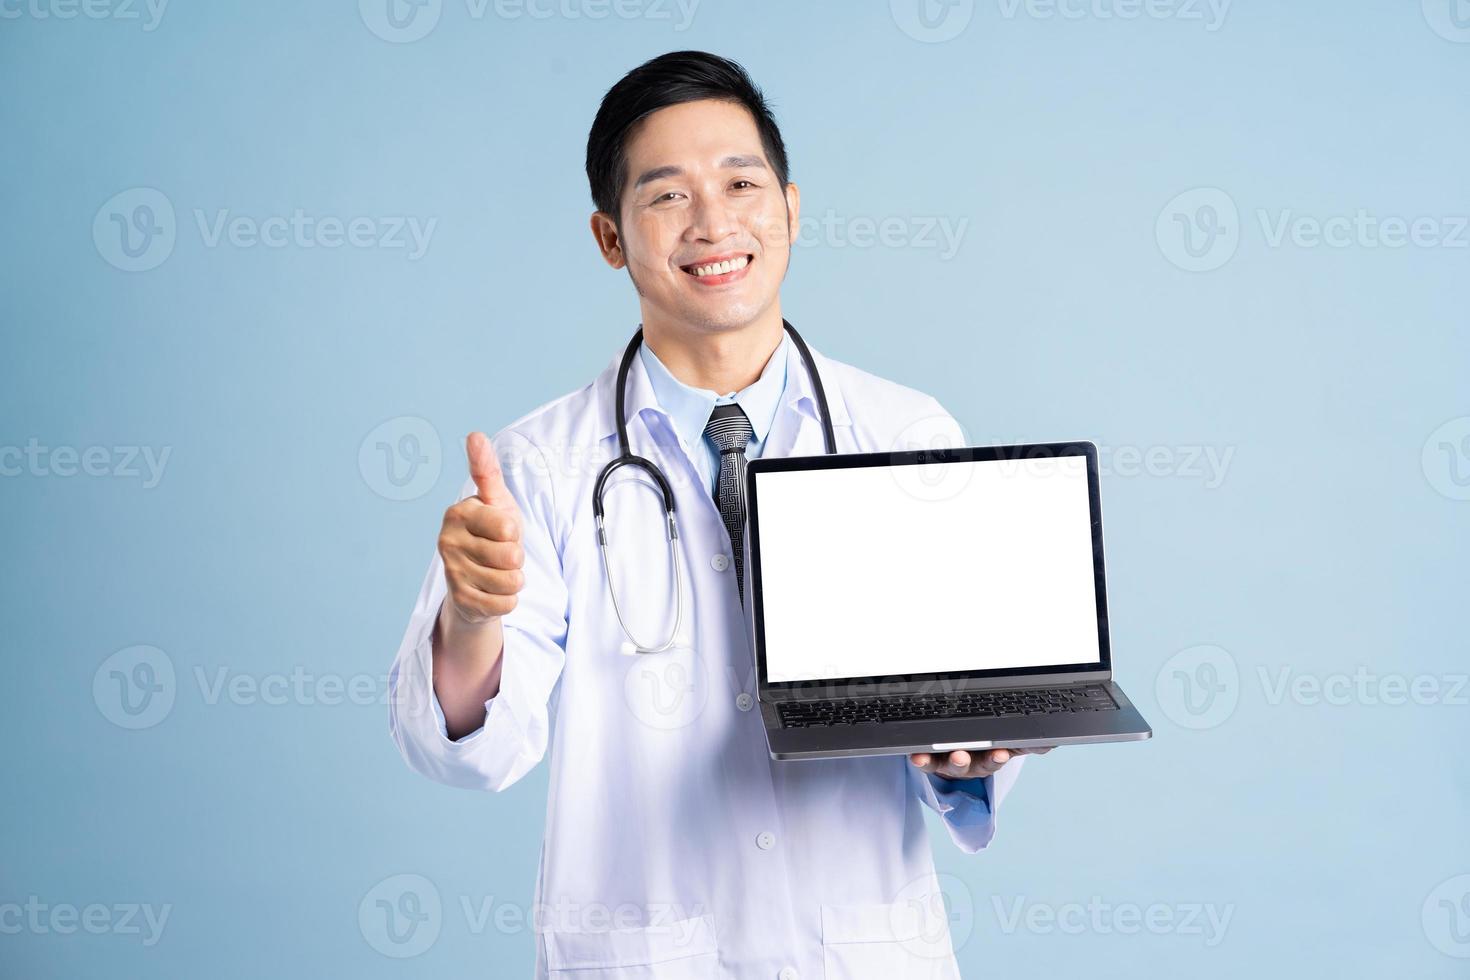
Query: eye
655 191 684 203
732 180 757 190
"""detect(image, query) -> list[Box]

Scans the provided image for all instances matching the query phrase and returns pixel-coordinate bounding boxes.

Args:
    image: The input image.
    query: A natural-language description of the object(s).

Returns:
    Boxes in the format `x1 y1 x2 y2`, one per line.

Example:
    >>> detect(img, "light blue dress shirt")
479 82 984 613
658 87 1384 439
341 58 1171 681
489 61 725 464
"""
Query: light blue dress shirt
638 330 790 497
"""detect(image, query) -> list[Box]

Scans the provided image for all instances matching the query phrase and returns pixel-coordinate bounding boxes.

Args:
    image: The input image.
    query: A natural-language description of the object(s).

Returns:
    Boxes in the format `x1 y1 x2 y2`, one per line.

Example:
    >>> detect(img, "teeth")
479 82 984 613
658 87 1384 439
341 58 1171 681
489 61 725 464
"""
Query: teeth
690 255 749 278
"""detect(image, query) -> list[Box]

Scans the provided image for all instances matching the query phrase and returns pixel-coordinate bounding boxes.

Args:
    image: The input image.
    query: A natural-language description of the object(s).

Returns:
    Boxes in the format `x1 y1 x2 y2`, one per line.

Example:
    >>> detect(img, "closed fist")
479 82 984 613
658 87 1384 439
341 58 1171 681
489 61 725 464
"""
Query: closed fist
437 432 526 624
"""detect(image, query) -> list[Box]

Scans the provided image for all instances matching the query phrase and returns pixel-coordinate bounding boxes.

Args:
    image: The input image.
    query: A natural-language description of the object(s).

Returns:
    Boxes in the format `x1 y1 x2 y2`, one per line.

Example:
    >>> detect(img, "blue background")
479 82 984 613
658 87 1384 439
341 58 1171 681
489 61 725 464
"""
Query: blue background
2 0 1468 976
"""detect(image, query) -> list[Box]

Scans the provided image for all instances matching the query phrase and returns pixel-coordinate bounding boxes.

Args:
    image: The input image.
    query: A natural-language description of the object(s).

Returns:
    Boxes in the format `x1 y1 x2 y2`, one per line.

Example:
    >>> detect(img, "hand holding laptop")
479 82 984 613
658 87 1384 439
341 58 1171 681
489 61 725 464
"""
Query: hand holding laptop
909 746 1052 781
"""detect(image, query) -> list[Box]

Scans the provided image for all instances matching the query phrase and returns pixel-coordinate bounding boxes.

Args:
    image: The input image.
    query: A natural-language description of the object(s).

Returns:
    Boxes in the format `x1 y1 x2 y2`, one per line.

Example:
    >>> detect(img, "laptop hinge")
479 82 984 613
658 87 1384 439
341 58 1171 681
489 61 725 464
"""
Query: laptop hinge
761 669 1112 702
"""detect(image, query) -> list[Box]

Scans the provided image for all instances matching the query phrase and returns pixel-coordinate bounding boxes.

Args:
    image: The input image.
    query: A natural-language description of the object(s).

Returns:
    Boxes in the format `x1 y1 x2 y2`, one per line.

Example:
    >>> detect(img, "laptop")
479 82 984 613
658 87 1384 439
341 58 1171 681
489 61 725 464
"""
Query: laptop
743 441 1151 761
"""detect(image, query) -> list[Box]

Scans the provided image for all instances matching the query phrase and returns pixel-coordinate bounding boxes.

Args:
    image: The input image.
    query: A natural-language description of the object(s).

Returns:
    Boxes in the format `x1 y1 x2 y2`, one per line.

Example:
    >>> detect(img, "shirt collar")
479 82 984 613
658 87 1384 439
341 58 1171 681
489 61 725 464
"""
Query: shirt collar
637 330 790 453
593 325 850 443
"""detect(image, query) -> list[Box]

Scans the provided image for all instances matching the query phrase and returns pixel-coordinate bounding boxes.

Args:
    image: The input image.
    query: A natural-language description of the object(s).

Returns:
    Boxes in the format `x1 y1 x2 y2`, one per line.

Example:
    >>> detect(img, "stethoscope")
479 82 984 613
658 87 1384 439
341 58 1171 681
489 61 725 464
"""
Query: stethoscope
593 319 836 654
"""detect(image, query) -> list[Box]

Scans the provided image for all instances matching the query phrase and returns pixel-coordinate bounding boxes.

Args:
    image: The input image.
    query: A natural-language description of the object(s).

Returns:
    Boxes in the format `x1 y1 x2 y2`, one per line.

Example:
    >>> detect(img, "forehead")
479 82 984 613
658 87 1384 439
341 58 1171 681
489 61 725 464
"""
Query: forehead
622 99 766 172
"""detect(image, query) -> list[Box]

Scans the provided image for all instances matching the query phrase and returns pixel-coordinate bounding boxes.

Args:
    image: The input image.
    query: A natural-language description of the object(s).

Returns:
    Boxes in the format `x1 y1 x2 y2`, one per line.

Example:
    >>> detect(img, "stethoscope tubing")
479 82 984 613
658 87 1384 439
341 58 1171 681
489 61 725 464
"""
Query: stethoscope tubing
594 320 835 653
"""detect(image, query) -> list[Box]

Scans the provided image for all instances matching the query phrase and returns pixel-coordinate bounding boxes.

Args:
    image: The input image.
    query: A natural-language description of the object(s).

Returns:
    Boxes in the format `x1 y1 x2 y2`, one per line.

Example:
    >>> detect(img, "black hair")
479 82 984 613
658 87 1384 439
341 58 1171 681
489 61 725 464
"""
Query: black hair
585 51 790 223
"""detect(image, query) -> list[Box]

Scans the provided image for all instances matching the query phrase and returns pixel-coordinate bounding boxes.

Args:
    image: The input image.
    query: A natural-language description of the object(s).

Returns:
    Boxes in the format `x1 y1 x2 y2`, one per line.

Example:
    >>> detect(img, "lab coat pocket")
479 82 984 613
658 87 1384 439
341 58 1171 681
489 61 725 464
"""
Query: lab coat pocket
820 903 954 980
545 912 719 978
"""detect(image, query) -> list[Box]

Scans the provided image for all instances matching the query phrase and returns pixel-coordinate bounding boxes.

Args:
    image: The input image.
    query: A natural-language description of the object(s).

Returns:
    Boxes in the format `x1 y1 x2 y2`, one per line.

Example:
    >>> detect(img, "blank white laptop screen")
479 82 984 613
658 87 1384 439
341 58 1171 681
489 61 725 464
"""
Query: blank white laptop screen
753 455 1102 683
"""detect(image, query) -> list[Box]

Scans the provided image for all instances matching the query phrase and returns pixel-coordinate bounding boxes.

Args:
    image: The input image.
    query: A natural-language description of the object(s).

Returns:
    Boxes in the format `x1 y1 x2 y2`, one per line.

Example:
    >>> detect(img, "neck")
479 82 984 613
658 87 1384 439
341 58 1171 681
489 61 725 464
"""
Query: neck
641 308 785 395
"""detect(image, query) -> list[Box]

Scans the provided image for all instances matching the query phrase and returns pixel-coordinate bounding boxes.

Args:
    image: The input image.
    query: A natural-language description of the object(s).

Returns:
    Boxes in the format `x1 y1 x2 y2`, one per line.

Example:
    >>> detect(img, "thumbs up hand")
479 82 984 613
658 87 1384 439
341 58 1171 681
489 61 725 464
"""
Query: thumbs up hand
437 432 526 624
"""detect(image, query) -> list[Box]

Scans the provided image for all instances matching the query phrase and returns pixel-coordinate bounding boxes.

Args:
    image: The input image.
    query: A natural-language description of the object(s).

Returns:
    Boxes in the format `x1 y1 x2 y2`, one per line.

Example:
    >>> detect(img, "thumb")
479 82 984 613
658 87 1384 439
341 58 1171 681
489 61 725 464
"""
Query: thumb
465 431 509 506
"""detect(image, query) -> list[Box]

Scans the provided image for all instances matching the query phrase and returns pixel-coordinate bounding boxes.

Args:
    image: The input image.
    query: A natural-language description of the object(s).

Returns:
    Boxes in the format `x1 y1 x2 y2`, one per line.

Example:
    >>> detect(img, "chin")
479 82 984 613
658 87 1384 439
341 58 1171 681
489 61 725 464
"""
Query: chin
684 309 761 336
681 295 777 335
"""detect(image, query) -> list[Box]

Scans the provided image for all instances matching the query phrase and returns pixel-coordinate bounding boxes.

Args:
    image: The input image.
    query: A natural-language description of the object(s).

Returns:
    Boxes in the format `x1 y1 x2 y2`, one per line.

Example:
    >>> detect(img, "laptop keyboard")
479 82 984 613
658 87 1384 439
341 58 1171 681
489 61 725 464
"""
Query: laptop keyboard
777 684 1117 728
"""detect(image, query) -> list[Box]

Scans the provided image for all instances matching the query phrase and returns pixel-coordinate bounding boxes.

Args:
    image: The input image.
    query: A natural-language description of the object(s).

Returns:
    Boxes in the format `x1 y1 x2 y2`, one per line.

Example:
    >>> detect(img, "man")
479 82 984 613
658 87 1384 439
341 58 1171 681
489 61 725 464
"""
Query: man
389 50 1042 978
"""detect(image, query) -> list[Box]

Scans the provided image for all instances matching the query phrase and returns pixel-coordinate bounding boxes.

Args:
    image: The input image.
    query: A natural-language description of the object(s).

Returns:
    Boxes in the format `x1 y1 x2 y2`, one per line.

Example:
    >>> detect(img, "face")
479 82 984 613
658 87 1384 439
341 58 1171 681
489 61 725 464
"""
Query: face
591 98 800 337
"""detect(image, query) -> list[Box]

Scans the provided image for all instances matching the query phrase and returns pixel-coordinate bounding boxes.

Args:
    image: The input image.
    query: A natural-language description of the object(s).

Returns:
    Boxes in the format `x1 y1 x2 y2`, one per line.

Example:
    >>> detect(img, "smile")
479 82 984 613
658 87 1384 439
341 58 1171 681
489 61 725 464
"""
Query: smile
680 253 753 284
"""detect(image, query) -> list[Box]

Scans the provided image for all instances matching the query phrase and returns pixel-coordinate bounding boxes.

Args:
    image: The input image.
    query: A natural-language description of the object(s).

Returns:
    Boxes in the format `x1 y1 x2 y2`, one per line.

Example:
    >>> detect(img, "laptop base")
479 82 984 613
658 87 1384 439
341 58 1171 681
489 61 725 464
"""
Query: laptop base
762 680 1152 761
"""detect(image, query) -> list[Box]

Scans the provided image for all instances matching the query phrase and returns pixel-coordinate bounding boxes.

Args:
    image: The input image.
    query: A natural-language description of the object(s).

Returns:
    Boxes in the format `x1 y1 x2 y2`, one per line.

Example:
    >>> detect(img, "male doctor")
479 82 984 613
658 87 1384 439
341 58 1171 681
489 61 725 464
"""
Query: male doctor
389 51 1043 979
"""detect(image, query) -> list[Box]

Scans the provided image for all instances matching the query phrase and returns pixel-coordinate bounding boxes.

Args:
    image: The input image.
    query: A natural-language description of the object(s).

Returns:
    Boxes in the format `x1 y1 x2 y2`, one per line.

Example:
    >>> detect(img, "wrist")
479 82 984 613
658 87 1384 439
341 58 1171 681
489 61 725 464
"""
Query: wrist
435 600 502 653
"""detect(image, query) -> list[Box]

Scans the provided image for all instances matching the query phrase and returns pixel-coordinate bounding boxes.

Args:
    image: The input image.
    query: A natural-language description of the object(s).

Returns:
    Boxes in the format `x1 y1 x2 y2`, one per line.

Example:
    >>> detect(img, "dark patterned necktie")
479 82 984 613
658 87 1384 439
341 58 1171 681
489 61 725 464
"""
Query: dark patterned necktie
703 402 755 604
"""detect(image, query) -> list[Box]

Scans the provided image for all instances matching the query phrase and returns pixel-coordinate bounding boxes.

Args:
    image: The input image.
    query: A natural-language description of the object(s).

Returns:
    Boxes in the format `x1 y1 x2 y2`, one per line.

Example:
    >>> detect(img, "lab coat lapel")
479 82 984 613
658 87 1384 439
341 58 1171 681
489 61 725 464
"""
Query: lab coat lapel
592 337 706 504
764 336 852 460
764 394 826 460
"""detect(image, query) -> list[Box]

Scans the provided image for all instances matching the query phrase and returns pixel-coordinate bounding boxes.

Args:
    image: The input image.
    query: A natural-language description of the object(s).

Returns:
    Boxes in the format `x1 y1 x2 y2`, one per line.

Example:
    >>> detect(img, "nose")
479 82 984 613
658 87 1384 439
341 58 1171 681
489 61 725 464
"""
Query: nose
686 191 738 244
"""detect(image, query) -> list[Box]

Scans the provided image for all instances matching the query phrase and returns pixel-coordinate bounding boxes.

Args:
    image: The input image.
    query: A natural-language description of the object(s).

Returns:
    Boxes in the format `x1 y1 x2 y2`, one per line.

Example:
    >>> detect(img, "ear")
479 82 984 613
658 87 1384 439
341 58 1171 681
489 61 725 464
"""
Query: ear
784 181 801 238
589 211 626 269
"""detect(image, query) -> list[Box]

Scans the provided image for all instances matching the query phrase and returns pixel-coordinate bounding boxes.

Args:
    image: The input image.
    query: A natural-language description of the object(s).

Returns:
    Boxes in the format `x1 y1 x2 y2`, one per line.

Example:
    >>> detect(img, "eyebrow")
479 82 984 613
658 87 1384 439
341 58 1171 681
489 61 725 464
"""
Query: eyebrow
632 154 769 190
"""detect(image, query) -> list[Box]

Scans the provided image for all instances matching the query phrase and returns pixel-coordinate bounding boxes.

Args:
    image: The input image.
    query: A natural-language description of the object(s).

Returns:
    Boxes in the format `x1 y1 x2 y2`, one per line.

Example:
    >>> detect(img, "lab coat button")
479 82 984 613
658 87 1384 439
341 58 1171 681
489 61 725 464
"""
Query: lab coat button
756 831 775 850
736 692 754 711
778 969 799 980
711 553 730 571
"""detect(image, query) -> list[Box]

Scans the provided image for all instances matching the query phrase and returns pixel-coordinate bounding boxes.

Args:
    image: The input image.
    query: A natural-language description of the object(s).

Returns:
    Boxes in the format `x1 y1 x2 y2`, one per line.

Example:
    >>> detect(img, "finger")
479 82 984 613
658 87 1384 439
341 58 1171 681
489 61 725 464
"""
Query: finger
952 750 1007 778
447 579 518 621
909 752 936 771
924 749 969 779
466 432 511 507
458 534 524 571
454 559 525 597
465 503 522 542
959 750 1000 778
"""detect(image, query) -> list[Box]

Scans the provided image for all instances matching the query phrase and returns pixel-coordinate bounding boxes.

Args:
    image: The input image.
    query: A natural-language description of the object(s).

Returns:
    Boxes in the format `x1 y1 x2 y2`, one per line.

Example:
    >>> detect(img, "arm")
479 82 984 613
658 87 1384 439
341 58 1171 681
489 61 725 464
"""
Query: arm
908 749 1038 853
432 431 521 739
433 610 505 741
387 431 569 791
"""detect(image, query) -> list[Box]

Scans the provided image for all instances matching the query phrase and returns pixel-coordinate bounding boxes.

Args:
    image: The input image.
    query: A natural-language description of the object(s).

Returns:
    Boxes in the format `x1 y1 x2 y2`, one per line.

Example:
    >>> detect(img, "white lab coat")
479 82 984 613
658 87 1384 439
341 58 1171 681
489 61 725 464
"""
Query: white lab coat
388 333 1025 979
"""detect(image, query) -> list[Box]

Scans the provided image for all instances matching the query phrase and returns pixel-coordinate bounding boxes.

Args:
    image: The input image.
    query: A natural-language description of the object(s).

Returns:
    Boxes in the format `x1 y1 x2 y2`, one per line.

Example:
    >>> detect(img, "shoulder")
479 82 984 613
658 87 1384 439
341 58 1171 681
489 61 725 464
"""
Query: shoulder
494 381 599 449
475 380 602 521
816 350 967 453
